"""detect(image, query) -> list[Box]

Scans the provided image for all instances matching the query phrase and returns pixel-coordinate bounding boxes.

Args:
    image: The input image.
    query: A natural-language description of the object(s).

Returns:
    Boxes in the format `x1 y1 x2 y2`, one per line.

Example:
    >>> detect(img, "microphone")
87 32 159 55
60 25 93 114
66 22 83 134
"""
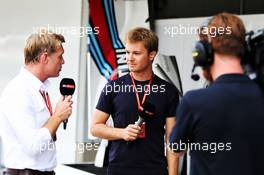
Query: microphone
59 78 75 130
135 102 155 126
191 74 200 81
127 102 155 144
191 64 200 81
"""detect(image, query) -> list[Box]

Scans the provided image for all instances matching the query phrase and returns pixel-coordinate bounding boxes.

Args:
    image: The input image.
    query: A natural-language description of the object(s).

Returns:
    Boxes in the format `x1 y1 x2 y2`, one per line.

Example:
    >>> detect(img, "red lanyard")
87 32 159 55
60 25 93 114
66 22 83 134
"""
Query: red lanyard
40 90 56 141
40 91 53 116
130 73 153 111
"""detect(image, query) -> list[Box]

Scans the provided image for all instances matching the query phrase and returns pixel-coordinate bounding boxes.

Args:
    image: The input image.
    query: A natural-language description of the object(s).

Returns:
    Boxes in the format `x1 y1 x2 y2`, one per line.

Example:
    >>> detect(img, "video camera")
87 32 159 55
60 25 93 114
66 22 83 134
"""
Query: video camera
243 28 264 90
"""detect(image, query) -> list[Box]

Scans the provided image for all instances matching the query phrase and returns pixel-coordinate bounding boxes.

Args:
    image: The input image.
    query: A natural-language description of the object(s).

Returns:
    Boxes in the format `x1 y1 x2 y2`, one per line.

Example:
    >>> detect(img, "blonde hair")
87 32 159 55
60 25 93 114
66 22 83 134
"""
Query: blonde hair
125 27 158 53
24 30 65 64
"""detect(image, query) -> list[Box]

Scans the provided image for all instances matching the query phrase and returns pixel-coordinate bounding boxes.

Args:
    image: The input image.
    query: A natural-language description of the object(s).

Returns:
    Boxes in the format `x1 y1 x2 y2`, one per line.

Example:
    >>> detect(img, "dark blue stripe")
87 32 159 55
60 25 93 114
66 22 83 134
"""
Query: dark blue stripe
103 0 118 48
108 0 124 48
89 27 113 74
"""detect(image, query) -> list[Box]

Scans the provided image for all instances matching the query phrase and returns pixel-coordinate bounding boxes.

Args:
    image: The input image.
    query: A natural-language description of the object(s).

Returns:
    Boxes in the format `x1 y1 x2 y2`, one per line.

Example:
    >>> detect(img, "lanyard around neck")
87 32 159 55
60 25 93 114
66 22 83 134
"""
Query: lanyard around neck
40 90 53 116
130 73 153 111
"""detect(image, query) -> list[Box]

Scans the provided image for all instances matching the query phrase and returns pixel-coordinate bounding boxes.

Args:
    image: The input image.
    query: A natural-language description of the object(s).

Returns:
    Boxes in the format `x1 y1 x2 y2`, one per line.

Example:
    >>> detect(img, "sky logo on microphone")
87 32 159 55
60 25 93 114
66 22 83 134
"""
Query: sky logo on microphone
62 84 75 89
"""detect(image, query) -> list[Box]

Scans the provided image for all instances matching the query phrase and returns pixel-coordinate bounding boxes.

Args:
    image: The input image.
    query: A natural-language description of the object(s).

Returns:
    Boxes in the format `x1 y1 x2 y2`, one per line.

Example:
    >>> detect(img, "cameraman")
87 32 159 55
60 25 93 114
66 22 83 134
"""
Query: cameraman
170 12 264 175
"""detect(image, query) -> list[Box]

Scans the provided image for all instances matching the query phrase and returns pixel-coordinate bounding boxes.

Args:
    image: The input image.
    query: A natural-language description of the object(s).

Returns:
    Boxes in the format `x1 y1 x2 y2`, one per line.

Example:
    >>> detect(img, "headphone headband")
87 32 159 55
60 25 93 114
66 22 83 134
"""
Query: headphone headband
191 17 214 81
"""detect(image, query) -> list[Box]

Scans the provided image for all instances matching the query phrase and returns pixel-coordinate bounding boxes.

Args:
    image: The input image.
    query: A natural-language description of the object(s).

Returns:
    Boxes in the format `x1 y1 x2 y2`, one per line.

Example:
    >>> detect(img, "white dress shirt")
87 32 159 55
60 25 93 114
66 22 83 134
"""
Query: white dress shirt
0 67 56 171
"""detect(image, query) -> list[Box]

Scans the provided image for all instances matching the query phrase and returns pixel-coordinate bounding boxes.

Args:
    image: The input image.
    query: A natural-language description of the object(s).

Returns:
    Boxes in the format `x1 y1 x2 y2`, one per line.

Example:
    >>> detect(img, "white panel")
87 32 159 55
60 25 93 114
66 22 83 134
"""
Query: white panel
0 136 2 167
155 14 264 94
55 164 95 175
0 0 82 164
118 0 150 40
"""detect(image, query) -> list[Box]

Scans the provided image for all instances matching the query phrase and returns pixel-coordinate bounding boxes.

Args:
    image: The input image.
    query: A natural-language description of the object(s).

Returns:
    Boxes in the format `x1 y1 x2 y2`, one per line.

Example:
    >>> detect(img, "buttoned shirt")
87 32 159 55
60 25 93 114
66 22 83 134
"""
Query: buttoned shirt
0 67 56 171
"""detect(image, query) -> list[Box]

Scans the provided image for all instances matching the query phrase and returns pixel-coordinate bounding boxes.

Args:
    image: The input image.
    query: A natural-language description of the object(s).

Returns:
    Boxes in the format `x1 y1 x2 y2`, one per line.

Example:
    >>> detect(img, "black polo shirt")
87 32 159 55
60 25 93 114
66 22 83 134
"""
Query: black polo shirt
170 74 264 175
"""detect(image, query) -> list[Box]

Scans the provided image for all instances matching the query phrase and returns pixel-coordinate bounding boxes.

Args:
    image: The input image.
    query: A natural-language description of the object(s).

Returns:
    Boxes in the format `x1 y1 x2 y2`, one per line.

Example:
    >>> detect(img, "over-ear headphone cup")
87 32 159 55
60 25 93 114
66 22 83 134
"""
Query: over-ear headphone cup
192 40 213 68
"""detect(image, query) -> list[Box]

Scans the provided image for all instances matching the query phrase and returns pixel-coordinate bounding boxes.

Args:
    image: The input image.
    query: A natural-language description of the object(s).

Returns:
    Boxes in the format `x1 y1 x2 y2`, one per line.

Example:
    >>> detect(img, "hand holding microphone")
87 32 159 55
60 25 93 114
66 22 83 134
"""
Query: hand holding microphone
54 96 73 122
59 78 75 130
124 102 155 142
123 124 141 141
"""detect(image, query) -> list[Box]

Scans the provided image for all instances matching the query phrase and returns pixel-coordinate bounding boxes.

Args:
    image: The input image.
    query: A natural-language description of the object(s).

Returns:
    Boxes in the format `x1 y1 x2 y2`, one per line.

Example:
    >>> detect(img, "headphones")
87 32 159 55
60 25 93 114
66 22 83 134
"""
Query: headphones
191 17 214 81
192 39 214 68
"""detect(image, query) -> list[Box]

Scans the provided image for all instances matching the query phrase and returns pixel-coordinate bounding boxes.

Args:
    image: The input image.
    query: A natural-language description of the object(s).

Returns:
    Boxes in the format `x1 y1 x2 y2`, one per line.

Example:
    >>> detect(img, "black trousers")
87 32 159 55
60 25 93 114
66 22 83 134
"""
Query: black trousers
3 168 55 175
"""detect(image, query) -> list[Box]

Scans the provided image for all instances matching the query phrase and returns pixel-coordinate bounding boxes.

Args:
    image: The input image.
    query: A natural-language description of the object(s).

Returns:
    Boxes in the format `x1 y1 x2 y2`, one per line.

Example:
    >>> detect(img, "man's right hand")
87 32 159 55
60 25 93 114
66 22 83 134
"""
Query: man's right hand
43 95 73 136
54 95 73 122
122 124 141 141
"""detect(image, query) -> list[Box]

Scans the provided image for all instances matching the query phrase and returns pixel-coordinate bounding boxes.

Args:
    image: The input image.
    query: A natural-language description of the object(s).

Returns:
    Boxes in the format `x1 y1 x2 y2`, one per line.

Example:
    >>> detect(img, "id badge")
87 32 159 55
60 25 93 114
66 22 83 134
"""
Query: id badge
138 122 146 138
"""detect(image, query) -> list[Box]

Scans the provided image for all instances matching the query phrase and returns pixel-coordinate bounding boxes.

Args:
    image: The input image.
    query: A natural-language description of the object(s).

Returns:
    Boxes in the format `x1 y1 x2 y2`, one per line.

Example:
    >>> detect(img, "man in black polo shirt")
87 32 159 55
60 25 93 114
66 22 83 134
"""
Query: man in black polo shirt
169 12 264 175
91 27 179 175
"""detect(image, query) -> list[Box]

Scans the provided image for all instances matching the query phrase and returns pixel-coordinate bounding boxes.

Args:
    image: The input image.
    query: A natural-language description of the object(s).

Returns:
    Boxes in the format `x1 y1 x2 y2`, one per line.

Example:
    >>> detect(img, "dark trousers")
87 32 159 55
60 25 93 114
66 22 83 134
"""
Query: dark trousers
3 168 55 175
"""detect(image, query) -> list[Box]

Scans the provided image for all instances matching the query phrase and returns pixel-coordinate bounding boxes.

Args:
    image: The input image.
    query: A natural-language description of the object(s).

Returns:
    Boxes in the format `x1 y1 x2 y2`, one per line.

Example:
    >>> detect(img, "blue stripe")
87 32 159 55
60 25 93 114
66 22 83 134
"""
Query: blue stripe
89 45 104 73
89 44 111 78
87 37 90 46
89 30 113 72
87 36 104 72
108 0 123 48
103 0 119 48
89 29 113 74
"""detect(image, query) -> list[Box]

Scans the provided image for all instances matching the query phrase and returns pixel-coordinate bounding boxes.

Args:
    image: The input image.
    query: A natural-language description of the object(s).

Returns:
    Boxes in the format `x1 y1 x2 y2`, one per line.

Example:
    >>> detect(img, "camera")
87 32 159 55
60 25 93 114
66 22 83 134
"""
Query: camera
243 29 264 90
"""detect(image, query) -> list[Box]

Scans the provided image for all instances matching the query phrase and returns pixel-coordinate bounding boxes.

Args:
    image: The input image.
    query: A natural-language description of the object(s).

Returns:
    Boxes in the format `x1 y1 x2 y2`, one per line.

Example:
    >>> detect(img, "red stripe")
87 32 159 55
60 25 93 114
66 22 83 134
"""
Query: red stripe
89 0 117 71
63 84 75 89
